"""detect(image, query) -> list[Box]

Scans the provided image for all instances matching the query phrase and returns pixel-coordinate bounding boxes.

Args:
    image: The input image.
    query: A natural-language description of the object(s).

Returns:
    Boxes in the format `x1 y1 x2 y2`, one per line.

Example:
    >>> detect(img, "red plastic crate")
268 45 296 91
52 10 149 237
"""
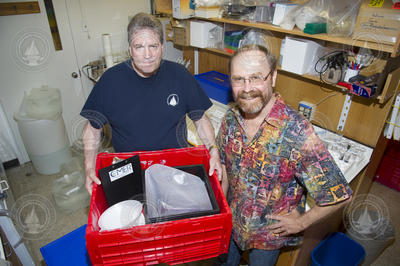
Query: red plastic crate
86 146 232 265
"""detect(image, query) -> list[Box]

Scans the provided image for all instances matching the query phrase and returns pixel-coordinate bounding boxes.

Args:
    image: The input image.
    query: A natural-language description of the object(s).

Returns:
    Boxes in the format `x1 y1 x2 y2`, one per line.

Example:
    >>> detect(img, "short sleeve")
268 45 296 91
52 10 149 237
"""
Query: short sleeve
296 123 352 206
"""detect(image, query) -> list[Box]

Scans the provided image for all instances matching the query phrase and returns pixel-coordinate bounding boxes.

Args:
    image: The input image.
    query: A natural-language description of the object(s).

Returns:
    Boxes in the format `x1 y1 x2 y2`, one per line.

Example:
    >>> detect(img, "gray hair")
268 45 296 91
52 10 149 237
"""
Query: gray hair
229 44 277 74
127 13 163 46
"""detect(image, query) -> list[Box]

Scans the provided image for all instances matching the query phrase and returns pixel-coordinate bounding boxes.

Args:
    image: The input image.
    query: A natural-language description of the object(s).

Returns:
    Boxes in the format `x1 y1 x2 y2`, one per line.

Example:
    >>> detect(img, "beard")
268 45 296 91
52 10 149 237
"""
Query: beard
235 90 268 115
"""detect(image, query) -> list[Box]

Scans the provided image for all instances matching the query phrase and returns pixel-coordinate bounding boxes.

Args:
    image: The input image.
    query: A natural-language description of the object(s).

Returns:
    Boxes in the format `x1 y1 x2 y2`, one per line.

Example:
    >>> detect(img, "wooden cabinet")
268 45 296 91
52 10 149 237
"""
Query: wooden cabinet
183 17 399 145
154 1 400 265
182 18 399 265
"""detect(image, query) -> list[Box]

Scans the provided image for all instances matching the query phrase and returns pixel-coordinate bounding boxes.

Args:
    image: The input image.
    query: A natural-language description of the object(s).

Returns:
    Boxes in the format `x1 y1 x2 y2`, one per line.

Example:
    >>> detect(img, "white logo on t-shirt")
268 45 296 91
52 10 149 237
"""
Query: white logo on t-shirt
167 94 179 106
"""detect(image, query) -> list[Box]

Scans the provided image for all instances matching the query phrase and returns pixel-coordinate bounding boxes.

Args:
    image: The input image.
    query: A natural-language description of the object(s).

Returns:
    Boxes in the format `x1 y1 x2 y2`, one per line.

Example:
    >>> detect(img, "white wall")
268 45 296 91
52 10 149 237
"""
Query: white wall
68 1 182 95
0 0 151 164
66 0 151 96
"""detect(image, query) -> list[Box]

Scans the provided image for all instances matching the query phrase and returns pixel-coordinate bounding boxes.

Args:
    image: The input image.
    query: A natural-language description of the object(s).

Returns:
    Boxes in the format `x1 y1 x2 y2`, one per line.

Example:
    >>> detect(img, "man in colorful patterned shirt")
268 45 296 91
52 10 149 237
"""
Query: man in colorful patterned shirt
216 44 352 265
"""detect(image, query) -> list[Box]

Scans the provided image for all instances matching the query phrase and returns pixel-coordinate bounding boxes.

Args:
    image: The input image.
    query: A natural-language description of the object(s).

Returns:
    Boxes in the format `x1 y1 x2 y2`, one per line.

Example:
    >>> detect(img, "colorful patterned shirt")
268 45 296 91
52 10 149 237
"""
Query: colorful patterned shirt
216 93 352 251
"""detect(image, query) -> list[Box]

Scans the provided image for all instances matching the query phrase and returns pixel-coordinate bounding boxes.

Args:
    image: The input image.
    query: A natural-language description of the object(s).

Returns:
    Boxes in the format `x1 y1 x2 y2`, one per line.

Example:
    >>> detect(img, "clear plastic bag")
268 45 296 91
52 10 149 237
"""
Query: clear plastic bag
326 0 362 37
52 157 90 212
26 86 62 120
239 29 272 49
52 171 90 212
145 164 213 219
208 25 224 49
279 0 362 36
221 0 256 19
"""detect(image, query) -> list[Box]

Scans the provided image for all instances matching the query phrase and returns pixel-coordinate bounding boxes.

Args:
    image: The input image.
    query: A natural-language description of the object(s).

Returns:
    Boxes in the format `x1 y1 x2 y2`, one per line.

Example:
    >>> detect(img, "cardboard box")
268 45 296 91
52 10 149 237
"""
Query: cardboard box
190 20 221 48
172 0 194 19
272 3 298 25
353 0 400 43
281 37 324 75
154 0 172 14
195 6 220 18
173 26 190 46
337 81 377 98
171 19 190 46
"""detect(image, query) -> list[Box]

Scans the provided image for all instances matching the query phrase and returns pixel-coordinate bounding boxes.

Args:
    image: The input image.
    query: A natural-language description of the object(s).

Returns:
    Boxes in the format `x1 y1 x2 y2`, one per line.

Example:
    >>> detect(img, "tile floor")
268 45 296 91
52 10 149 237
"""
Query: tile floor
4 159 400 265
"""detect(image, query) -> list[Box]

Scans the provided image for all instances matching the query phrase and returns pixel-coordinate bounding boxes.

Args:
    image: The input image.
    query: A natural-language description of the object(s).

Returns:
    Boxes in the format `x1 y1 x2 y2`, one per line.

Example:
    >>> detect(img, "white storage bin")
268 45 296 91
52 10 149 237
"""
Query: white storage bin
14 113 71 175
14 88 71 175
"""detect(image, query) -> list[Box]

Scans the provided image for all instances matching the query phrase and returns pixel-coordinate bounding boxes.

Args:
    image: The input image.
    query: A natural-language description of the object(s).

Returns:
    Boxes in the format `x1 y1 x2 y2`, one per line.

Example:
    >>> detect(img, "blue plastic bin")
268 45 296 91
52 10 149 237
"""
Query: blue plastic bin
40 224 91 266
311 232 365 266
195 71 233 104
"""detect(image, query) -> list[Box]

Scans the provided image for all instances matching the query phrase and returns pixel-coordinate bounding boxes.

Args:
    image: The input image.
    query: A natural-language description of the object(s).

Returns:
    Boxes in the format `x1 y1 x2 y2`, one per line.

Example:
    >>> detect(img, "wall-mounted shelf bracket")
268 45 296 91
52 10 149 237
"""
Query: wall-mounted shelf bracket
337 94 353 132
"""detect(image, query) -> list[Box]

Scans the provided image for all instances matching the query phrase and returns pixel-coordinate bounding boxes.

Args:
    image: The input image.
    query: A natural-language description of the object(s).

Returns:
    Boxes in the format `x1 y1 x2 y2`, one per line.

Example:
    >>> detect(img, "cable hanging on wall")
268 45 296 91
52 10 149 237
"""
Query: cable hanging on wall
314 50 348 85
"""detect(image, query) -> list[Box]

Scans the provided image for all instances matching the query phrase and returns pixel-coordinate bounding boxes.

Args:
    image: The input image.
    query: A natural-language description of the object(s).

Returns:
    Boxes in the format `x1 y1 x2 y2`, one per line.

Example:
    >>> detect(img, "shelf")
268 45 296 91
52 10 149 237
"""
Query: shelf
203 48 353 89
188 13 399 104
0 1 40 16
205 17 397 56
156 9 172 15
377 67 400 103
201 47 390 102
203 47 232 57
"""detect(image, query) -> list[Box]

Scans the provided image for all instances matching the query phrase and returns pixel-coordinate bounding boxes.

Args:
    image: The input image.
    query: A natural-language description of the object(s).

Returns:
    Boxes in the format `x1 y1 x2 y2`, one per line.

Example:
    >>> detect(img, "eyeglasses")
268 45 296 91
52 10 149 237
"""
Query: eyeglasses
230 71 273 87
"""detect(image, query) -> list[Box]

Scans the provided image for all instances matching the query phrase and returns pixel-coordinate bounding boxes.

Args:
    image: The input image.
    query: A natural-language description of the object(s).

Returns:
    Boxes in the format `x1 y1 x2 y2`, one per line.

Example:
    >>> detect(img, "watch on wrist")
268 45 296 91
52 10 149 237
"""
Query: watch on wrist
208 144 218 152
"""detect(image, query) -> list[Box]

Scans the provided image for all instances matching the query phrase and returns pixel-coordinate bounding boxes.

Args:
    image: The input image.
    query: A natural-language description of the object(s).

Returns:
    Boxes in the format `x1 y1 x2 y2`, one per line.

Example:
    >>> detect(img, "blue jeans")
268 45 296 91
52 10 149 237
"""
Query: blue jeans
223 237 280 266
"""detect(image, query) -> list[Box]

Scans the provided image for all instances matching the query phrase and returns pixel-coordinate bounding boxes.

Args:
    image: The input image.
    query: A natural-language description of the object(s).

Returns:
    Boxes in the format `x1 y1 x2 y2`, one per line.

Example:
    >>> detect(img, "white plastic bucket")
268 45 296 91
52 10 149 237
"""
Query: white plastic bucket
14 112 71 175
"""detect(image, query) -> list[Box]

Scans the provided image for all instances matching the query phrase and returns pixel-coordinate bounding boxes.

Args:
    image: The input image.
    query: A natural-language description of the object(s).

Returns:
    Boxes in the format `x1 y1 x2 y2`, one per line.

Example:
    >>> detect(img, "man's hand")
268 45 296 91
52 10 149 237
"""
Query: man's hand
266 209 305 237
82 121 102 195
208 147 223 181
85 168 101 195
266 197 351 237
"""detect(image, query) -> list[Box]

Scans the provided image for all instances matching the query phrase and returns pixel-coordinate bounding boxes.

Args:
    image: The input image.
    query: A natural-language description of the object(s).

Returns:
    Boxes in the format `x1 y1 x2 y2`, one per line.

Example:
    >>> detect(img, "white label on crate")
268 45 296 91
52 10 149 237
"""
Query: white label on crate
109 163 133 182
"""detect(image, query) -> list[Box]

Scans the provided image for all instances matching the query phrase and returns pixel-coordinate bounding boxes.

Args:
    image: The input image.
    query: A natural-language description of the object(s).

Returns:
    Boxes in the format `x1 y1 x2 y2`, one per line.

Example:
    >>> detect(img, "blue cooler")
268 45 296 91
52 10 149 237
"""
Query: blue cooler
311 232 365 266
195 71 233 104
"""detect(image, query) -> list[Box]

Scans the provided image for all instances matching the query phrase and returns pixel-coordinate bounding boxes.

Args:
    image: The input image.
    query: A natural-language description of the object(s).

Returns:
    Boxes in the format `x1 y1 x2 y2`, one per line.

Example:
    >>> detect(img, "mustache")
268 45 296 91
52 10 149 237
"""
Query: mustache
238 90 262 99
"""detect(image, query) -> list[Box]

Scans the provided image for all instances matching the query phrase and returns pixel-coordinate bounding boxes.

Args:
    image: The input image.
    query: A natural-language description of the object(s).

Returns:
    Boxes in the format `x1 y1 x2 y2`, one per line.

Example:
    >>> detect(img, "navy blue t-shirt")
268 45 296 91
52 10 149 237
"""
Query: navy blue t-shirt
81 60 212 152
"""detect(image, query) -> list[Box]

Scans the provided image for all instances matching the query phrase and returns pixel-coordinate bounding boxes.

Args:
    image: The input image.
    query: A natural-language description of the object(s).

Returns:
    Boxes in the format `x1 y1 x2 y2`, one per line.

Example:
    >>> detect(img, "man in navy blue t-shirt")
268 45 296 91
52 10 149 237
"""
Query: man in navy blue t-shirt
81 13 222 194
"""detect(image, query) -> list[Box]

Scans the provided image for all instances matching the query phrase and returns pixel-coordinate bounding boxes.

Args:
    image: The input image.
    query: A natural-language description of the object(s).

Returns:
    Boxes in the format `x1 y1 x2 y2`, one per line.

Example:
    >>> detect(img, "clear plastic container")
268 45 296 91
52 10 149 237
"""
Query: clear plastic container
14 113 72 175
14 86 71 175
52 171 90 212
326 0 361 37
327 15 358 37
